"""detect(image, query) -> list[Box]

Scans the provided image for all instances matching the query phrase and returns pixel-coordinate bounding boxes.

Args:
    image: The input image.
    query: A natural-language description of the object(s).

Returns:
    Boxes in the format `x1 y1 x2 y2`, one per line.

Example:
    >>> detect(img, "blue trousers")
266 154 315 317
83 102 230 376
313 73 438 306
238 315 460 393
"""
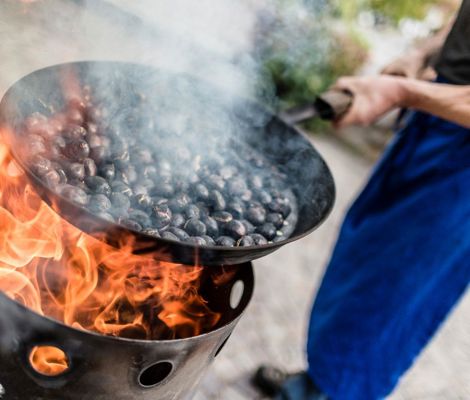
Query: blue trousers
307 107 470 399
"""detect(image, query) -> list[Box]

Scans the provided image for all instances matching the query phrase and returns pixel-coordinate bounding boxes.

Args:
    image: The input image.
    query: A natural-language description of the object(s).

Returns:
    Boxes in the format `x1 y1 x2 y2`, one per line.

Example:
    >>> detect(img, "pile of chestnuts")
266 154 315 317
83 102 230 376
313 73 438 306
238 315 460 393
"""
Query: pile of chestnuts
22 84 298 247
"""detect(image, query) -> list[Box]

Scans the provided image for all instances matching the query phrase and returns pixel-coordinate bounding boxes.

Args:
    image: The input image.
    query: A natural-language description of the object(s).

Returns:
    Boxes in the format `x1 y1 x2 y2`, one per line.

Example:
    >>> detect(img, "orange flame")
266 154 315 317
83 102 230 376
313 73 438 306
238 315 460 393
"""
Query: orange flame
29 346 69 376
0 137 221 343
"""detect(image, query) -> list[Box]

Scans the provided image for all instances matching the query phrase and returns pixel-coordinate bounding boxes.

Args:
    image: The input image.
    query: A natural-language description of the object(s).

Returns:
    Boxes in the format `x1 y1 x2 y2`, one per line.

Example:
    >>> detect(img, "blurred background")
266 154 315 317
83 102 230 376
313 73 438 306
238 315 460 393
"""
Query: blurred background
0 0 469 398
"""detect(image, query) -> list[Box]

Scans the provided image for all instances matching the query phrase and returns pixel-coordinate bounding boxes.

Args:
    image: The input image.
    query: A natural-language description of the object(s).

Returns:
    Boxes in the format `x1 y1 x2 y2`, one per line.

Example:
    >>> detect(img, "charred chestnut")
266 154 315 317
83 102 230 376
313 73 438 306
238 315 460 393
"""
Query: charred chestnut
119 218 142 232
201 235 216 246
90 146 108 164
85 176 111 197
89 194 112 213
99 164 115 181
161 231 178 241
241 219 255 234
66 162 86 182
185 218 207 237
110 192 131 210
192 183 209 201
27 134 47 156
185 204 201 220
266 213 284 229
169 227 190 241
96 212 115 223
227 200 245 219
64 125 87 140
64 139 90 161
142 228 160 238
212 211 233 225
202 216 219 237
152 204 172 229
42 170 61 188
250 233 269 246
209 190 226 211
168 193 190 213
83 158 97 177
111 181 133 197
151 182 174 198
171 213 186 229
227 177 247 196
224 220 247 239
21 84 300 250
59 184 88 206
129 210 152 228
30 155 52 177
184 236 204 246
237 236 255 247
256 223 277 241
245 205 266 226
131 190 150 207
215 236 236 247
269 198 292 218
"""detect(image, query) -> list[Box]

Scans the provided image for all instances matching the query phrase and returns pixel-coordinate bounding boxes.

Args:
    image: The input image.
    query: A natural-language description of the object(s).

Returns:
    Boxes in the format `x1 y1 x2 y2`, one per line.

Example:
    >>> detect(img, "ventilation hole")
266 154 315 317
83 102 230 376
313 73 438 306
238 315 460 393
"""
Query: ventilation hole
214 334 231 358
138 361 173 388
29 346 69 377
230 280 244 309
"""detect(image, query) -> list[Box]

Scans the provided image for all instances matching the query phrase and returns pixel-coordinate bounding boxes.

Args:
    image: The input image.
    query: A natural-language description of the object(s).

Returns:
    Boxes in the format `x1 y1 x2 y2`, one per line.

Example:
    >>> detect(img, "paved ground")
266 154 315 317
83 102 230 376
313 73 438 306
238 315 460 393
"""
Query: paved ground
1 2 469 399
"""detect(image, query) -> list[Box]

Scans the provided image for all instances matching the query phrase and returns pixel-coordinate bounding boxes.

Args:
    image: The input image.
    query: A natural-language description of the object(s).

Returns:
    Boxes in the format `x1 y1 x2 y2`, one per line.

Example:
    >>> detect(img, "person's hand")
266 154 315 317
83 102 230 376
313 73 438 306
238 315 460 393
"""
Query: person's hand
381 51 436 80
333 75 408 128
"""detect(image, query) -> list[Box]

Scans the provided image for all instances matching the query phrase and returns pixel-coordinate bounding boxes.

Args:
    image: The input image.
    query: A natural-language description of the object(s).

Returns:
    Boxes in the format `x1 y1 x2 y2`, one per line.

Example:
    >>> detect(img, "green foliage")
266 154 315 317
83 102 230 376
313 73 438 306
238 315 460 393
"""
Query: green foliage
258 0 438 131
261 25 368 130
258 5 368 108
368 0 438 23
334 0 441 24
257 2 369 130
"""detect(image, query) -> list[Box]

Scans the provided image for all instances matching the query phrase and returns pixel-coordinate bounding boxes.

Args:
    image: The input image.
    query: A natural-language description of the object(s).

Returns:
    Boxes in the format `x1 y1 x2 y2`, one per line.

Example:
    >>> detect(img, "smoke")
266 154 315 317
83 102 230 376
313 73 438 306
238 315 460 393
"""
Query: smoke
1 0 334 209
0 0 335 345
1 0 333 106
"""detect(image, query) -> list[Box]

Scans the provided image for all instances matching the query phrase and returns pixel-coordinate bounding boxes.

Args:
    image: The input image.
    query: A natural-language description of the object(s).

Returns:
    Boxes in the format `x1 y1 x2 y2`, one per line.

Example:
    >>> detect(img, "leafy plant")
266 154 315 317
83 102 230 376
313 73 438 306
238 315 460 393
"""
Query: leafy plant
368 0 439 24
257 3 368 107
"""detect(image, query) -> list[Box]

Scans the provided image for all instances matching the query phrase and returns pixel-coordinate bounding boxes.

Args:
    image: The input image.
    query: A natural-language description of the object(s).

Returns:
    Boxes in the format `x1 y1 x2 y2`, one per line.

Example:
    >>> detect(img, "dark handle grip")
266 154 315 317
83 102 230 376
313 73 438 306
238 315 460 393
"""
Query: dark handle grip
314 89 354 121
279 89 354 125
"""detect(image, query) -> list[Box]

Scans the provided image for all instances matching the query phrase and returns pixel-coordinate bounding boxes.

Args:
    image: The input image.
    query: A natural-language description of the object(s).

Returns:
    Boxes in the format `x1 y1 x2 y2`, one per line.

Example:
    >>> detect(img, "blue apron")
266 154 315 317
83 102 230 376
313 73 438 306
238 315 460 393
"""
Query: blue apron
307 81 470 399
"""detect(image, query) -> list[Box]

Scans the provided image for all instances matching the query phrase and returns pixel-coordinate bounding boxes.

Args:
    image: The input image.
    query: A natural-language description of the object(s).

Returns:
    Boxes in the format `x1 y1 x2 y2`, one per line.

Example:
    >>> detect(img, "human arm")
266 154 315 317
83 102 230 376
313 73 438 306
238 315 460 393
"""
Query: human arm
333 75 470 129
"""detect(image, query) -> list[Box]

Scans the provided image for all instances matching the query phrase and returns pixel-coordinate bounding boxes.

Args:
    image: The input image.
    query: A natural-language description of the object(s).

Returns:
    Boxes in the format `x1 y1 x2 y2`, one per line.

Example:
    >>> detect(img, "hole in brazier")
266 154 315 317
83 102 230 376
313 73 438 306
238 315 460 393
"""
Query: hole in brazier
29 345 70 377
230 280 244 309
138 361 173 388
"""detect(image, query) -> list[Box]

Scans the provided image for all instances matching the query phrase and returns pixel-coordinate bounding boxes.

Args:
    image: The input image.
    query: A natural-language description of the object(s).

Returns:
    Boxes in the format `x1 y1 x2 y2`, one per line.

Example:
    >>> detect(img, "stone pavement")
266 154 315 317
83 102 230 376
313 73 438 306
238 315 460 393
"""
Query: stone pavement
195 134 470 400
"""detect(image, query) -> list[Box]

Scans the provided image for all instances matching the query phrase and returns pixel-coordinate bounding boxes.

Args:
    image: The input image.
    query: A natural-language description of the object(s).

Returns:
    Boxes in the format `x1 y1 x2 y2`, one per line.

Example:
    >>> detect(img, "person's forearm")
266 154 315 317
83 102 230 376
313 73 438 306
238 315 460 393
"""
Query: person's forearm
400 80 470 128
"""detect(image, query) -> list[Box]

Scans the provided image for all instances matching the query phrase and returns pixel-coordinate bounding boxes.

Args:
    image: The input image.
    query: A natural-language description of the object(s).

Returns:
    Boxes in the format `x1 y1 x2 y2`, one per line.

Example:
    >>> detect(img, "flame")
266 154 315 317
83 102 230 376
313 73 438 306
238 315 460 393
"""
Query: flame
29 346 69 376
0 137 222 342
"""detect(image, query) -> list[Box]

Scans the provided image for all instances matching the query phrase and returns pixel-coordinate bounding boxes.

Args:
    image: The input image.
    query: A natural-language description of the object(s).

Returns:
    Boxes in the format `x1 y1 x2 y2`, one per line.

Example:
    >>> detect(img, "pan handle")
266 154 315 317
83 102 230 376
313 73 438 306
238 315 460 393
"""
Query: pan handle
280 89 354 125
315 89 354 121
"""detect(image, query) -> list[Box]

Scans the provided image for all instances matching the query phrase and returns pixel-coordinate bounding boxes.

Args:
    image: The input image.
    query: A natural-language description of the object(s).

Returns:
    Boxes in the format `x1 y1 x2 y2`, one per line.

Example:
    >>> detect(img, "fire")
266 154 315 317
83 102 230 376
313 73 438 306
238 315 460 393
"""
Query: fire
29 346 69 376
0 138 221 344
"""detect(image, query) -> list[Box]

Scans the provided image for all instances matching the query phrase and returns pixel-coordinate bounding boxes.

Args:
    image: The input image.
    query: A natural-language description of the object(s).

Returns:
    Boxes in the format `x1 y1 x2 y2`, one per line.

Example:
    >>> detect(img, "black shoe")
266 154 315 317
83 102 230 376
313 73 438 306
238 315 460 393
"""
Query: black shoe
253 365 327 399
253 365 297 397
